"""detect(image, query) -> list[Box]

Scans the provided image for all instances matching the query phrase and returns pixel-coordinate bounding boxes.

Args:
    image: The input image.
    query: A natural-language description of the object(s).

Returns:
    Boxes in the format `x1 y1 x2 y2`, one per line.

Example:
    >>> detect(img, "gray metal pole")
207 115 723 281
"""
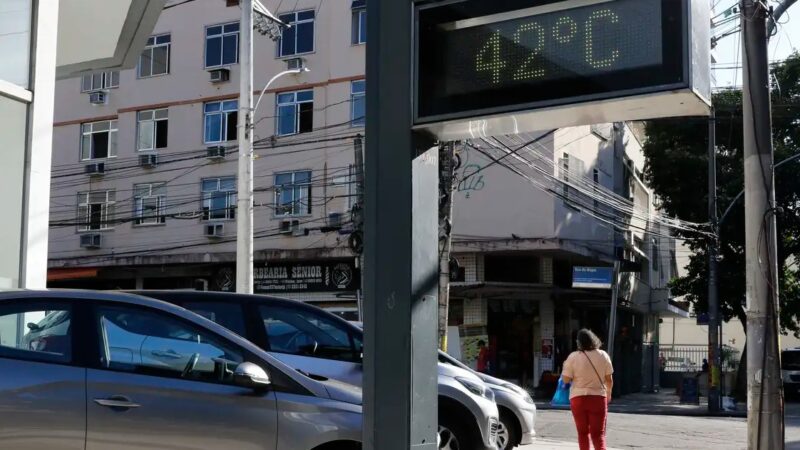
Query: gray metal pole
236 0 254 294
708 109 722 413
364 0 439 447
742 1 785 447
607 261 621 360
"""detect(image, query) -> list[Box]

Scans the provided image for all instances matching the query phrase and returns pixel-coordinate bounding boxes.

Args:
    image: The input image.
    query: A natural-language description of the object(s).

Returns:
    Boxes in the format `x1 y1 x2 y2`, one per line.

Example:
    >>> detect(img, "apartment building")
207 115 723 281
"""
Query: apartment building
47 0 366 317
446 124 687 393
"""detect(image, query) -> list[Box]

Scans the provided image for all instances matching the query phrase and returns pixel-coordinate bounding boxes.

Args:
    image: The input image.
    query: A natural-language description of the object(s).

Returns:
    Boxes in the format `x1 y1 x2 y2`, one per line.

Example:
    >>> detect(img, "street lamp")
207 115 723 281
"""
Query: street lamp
236 0 306 294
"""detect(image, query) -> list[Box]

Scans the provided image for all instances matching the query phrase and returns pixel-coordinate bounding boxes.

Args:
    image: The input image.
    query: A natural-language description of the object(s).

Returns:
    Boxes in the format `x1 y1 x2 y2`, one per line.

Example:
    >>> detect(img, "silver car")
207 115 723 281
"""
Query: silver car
439 350 536 449
133 290 500 450
0 290 362 450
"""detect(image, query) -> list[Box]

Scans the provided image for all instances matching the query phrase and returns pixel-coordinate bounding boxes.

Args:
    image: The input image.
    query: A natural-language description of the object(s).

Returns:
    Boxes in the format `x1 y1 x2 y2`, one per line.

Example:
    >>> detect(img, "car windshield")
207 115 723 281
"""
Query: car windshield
782 351 800 370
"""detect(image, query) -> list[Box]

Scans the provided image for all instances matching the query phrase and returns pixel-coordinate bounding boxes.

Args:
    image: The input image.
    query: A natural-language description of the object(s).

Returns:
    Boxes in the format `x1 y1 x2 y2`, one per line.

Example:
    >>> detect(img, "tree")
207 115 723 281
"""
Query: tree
641 53 800 338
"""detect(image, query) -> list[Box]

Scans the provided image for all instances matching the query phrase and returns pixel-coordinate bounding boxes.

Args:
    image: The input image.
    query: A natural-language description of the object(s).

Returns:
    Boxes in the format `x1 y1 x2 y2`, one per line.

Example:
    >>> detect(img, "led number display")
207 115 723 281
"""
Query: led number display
416 0 687 123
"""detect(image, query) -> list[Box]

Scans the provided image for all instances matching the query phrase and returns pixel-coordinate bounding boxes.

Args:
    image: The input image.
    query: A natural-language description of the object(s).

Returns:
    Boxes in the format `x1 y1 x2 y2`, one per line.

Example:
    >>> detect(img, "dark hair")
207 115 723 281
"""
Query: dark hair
478 340 486 347
576 329 602 351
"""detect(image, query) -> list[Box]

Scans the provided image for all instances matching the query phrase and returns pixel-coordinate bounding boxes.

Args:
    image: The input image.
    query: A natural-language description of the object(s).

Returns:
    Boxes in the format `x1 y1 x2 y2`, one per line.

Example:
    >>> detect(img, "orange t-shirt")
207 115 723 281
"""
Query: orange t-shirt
562 349 614 399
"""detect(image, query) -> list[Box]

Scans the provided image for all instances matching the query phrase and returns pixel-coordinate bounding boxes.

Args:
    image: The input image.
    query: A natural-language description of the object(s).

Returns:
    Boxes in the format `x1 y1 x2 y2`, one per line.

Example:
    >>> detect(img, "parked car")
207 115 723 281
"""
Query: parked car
132 290 500 450
782 348 800 398
0 290 362 450
438 350 536 449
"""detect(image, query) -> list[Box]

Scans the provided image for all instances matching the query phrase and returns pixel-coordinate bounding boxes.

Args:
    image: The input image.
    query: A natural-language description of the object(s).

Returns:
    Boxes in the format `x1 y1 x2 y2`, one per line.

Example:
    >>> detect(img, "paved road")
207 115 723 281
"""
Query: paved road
519 402 800 449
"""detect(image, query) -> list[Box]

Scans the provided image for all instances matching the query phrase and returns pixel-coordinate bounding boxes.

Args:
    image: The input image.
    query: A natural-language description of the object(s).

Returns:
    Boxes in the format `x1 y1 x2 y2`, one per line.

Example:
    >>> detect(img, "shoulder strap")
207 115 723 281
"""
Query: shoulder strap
582 350 607 391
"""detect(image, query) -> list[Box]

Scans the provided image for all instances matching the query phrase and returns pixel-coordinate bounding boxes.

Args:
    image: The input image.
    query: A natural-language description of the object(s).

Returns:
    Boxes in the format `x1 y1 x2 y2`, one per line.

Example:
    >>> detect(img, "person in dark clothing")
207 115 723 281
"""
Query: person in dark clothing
476 340 490 373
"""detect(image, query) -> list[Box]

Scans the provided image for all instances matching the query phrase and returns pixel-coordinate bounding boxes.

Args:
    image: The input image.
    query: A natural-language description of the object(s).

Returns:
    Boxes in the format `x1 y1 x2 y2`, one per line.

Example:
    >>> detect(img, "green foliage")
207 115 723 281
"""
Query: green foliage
641 53 800 335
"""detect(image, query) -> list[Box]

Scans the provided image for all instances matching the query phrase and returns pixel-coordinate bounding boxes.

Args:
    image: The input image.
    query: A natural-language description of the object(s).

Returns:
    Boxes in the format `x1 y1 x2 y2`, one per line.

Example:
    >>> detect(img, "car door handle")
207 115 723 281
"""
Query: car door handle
94 396 141 409
151 350 183 359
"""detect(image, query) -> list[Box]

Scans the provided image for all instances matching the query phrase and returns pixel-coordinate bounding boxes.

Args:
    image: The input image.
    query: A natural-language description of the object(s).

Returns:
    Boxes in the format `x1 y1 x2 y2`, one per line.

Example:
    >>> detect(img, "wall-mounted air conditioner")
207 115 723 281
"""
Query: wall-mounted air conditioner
80 234 102 248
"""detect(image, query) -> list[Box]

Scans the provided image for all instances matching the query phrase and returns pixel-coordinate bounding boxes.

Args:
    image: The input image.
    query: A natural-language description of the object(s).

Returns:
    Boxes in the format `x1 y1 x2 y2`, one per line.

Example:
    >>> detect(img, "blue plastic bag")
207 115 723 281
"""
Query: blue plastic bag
550 378 571 408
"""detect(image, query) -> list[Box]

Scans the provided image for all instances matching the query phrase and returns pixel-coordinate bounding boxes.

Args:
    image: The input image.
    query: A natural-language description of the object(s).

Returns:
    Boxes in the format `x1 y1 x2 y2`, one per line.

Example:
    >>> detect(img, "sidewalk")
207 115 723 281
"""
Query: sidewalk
535 390 747 417
519 439 624 449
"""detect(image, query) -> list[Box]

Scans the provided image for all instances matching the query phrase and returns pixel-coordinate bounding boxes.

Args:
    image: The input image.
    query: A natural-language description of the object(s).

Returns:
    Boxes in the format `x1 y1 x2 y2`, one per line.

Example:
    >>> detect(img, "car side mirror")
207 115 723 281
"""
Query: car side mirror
27 322 40 331
234 362 271 389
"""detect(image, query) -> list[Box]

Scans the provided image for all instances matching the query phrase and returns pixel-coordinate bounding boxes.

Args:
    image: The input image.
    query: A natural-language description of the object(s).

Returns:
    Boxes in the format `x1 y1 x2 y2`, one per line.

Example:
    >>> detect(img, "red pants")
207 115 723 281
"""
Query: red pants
569 395 608 450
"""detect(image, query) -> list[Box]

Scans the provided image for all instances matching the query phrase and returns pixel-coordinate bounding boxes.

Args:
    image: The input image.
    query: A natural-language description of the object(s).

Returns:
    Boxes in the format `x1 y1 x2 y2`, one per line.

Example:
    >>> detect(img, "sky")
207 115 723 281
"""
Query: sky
711 0 800 89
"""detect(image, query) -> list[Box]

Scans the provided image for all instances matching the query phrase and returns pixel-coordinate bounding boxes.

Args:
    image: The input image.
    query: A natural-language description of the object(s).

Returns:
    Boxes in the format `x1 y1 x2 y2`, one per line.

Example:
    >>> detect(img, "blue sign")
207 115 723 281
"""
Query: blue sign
572 267 614 289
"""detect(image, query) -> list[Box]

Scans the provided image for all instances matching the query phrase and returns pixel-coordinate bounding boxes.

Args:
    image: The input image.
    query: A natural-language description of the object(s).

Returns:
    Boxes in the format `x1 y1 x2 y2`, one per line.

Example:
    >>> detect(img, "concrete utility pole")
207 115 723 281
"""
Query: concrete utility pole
607 261 621 361
363 0 439 447
236 0 255 294
438 142 457 351
353 135 365 320
708 108 722 414
742 0 785 447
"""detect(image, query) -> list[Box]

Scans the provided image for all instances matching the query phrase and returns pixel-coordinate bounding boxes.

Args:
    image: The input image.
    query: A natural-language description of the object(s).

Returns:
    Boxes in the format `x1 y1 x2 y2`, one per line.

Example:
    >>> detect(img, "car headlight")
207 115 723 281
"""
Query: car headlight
456 376 493 400
502 382 534 404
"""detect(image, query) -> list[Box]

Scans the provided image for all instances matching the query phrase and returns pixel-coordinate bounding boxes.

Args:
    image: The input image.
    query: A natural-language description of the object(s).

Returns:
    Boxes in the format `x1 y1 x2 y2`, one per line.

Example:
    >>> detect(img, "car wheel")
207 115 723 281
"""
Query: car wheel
497 411 520 450
438 413 477 450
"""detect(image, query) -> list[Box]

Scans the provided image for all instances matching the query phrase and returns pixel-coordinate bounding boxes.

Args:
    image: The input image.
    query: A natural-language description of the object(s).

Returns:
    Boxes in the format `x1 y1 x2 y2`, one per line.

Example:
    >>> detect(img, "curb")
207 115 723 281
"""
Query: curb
535 403 747 418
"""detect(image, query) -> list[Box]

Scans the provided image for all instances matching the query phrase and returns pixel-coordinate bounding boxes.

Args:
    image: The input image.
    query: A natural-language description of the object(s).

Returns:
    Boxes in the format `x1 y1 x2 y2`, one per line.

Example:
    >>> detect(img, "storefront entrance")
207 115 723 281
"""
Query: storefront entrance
487 299 539 387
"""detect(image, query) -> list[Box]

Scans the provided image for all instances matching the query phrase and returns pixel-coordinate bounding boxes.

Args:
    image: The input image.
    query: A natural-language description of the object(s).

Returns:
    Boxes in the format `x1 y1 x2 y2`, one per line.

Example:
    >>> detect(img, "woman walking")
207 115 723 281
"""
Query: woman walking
561 328 614 450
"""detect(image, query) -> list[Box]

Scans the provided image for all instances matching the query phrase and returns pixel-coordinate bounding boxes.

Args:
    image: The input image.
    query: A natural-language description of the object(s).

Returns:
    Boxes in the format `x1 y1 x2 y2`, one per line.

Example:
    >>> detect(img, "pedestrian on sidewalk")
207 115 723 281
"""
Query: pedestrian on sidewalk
561 328 614 450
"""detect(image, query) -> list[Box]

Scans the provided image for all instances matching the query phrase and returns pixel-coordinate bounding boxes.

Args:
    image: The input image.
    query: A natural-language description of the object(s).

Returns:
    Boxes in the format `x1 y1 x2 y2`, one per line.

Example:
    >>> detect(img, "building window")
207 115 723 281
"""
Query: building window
78 190 116 231
202 177 236 220
278 11 315 57
351 80 365 127
137 109 168 151
80 120 118 160
80 71 119 92
204 100 238 144
275 171 311 216
139 33 171 78
134 183 166 225
276 90 313 136
205 22 239 68
351 7 366 45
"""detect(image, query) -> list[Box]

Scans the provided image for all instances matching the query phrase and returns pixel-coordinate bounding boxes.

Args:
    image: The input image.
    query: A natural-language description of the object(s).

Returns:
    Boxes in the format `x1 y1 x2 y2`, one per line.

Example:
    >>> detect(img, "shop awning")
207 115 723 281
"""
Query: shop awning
450 281 554 300
47 267 98 281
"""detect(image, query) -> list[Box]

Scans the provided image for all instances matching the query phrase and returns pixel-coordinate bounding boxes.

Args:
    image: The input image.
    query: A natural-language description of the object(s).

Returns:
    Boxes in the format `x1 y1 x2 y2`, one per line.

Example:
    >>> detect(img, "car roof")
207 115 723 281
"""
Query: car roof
0 289 330 397
130 290 364 336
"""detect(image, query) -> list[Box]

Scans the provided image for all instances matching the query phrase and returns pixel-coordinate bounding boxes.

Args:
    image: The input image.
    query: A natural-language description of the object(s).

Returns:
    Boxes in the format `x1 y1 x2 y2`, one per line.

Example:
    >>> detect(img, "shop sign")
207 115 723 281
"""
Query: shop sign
254 260 360 293
572 266 613 289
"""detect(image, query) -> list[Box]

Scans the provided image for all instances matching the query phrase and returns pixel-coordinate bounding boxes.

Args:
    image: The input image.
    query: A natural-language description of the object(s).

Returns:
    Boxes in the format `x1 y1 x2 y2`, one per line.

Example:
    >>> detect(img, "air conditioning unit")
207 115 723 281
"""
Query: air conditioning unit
209 68 230 83
292 227 309 237
85 162 105 176
205 223 224 238
139 154 158 168
88 91 106 105
286 57 306 71
207 146 226 160
279 219 300 234
327 212 343 228
80 234 102 249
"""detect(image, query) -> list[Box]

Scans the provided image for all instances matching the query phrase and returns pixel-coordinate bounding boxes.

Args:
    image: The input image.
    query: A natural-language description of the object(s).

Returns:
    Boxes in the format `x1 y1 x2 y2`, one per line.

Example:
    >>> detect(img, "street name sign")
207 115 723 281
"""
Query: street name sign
414 0 711 140
573 266 614 289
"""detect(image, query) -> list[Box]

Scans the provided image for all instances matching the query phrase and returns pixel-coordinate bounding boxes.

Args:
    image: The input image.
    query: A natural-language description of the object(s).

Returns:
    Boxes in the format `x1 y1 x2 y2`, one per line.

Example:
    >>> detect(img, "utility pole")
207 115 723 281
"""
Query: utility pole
438 142 458 351
607 261 621 361
236 0 254 294
353 135 365 320
742 0 784 448
708 108 722 413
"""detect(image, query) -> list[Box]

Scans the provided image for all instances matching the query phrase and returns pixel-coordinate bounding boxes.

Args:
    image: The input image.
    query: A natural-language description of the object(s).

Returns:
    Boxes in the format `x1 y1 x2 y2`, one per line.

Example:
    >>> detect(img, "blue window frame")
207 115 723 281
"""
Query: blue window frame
351 80 365 127
276 90 313 136
351 8 366 45
204 100 238 143
206 22 239 68
278 11 315 57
